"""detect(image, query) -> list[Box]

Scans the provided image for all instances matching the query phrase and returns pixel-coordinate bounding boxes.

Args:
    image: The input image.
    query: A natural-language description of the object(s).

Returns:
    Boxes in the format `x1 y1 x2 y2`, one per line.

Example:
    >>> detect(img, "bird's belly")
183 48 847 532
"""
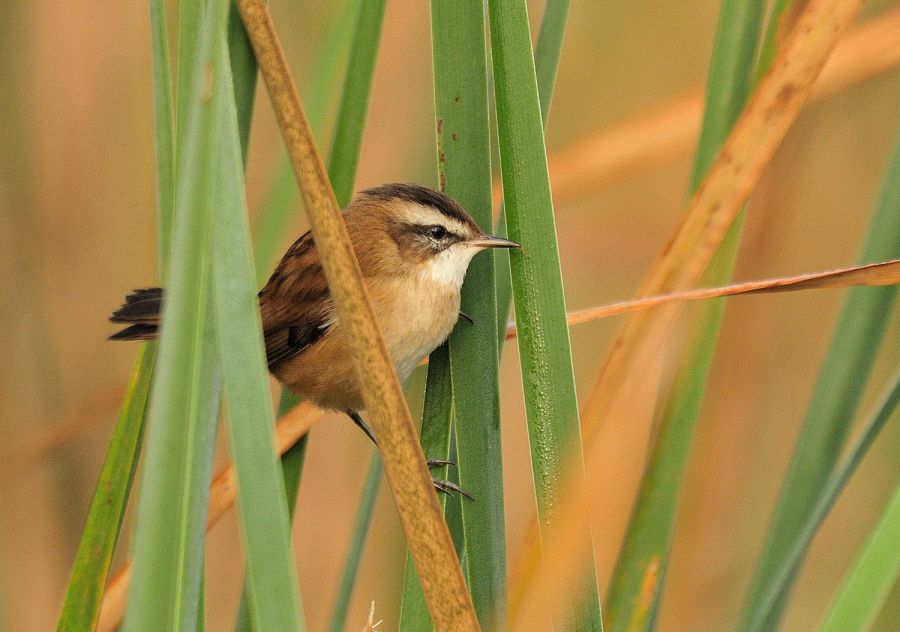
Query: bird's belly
274 279 460 411
380 282 460 382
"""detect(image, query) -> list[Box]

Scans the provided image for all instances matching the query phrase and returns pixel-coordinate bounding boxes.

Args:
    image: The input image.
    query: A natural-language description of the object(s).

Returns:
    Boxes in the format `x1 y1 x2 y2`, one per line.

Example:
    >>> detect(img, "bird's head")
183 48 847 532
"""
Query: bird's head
345 183 520 288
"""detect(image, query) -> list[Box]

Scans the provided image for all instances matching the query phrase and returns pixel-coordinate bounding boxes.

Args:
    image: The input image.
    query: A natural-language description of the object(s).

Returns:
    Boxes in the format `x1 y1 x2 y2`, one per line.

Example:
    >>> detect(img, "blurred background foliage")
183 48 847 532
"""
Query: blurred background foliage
1 0 898 630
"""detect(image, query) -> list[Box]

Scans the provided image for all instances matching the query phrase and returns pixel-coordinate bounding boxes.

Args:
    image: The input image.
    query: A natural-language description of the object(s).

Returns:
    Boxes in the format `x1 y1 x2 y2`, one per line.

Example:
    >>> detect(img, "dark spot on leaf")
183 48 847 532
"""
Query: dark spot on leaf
777 83 796 105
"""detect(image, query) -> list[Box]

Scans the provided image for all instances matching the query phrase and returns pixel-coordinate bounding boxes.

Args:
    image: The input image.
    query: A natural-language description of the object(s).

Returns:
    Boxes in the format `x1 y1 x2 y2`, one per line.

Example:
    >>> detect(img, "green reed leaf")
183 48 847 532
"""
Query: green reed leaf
121 2 228 628
487 0 602 628
56 345 155 632
604 1 765 628
740 129 900 631
211 36 305 630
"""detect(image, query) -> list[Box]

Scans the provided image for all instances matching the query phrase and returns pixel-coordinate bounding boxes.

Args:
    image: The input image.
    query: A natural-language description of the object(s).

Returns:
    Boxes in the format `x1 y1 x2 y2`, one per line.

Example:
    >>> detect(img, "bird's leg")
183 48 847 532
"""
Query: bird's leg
343 409 472 499
458 310 474 325
346 409 378 446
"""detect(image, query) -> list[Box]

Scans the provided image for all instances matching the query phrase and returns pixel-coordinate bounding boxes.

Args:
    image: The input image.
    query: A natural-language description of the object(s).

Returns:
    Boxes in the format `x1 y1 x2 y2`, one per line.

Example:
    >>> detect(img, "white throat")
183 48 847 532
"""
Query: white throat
420 246 478 289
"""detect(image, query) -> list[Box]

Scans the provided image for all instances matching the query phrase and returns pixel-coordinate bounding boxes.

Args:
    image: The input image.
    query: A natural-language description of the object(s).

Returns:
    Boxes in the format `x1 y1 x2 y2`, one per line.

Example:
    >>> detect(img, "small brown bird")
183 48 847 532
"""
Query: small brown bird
110 183 519 495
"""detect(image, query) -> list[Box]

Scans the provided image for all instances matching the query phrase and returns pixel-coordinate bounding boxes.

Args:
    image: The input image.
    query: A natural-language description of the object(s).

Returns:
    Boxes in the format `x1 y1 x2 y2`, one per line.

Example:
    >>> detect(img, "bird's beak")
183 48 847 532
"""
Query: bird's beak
467 234 521 249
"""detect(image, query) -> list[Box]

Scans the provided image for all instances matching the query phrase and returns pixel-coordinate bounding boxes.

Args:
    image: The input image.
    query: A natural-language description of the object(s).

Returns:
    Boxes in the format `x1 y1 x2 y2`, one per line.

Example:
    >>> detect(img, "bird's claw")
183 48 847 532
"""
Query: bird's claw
431 477 474 500
426 459 472 499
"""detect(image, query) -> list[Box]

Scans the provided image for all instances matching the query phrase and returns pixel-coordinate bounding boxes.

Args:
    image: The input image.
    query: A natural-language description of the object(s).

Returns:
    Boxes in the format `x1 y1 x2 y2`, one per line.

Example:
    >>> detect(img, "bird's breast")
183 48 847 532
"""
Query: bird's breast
371 275 461 382
270 272 462 412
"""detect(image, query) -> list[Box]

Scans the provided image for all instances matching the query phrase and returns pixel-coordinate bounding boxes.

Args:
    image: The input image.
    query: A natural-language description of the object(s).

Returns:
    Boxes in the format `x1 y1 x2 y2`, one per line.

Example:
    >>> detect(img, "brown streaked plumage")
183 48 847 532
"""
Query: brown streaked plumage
109 183 519 495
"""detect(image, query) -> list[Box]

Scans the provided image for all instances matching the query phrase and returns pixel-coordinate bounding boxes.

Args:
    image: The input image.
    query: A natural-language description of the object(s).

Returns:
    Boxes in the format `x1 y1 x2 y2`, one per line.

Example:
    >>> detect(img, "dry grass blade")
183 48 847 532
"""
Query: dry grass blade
23 254 891 501
363 601 382 632
14 242 898 485
580 0 864 434
509 0 865 625
96 401 325 632
504 258 900 335
547 6 900 201
19 242 887 504
0 382 125 484
232 1 478 629
31 0 896 487
7 1 896 492
22 263 896 626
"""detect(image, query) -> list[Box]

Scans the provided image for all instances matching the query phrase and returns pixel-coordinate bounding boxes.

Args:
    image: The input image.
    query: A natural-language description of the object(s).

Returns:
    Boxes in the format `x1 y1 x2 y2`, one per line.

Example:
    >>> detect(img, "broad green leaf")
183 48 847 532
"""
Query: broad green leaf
429 1 506 628
493 0 570 351
175 0 202 144
56 345 155 631
226 2 304 628
487 0 602 628
604 1 765 628
820 478 900 631
740 130 900 630
402 0 575 625
55 0 177 626
121 1 228 628
749 368 900 631
211 36 305 631
233 413 307 632
252 0 362 275
226 2 258 163
398 347 455 629
327 0 387 206
150 0 175 277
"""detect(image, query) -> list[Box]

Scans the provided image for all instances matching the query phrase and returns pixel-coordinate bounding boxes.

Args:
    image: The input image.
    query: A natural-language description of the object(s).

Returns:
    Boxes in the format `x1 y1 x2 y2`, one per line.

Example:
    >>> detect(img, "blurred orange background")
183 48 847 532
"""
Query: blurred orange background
1 1 898 630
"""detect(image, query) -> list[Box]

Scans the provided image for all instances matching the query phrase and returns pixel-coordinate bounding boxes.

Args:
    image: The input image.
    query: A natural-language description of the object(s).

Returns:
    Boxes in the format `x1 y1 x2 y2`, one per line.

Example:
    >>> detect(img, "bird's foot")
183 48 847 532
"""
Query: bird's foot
344 410 474 499
427 459 473 500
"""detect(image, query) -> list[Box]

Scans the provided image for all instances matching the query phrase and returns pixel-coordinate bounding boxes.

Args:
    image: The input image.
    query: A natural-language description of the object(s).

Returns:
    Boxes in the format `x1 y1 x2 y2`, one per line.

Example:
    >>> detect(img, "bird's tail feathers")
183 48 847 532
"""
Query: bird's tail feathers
109 287 162 341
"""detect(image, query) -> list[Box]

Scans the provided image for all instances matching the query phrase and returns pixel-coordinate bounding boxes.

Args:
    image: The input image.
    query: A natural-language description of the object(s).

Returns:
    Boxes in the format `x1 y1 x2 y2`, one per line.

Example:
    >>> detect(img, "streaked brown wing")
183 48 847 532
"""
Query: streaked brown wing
259 230 333 366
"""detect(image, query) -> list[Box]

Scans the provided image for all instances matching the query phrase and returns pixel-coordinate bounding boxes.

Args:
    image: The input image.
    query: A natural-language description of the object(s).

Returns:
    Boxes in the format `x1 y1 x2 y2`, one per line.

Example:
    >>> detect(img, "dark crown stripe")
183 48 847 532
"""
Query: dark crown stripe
359 183 477 229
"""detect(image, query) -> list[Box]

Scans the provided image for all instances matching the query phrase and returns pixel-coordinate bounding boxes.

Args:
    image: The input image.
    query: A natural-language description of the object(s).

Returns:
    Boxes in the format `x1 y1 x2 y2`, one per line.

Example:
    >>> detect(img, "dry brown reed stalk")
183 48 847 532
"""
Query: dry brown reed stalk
12 1 897 491
505 258 900 336
508 0 865 626
546 6 900 202
92 259 900 630
33 6 893 627
19 240 900 492
580 0 865 449
232 1 478 628
0 382 125 484
27 255 890 496
503 257 900 615
96 400 325 632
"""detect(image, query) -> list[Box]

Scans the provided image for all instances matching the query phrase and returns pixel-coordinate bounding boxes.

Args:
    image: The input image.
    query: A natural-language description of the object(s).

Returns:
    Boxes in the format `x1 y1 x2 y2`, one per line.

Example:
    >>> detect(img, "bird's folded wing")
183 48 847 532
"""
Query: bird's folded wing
259 229 334 366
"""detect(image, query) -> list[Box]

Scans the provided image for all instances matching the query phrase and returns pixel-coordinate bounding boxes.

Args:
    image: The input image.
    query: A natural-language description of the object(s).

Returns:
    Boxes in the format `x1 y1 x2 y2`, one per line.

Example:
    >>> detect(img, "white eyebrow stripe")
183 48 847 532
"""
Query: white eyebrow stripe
399 201 470 235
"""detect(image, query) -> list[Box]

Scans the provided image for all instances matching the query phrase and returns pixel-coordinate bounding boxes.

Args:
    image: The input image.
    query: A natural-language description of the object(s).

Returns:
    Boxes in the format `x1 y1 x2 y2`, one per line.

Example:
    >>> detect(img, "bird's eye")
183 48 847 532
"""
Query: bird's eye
428 225 447 240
